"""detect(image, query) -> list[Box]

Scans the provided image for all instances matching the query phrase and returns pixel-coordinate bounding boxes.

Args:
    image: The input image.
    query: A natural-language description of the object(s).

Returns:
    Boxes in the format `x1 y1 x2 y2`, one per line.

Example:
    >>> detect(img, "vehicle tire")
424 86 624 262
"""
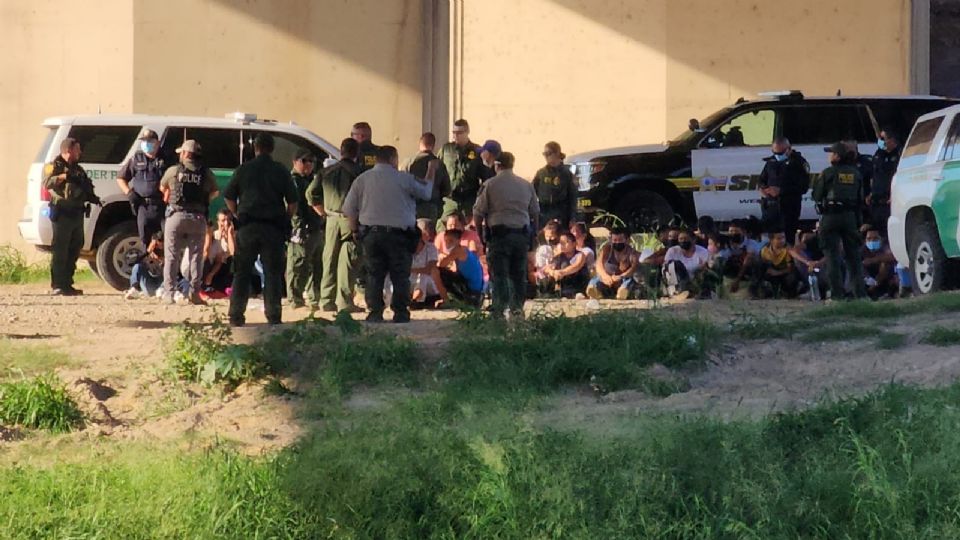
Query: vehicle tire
908 220 947 295
95 221 142 291
614 189 676 232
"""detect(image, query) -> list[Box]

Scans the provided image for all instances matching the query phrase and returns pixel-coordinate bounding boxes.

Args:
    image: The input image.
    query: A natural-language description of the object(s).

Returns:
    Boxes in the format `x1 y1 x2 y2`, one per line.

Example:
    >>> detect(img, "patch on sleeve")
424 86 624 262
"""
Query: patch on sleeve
43 163 54 177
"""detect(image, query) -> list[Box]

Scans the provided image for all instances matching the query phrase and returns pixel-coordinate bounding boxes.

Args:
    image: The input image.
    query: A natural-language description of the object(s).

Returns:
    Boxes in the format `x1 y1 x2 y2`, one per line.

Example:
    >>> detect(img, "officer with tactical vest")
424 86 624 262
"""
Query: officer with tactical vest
43 137 101 296
117 128 166 248
532 141 578 229
351 122 379 173
812 142 867 300
868 128 901 235
286 148 323 310
158 139 219 305
307 138 362 313
438 119 487 224
224 133 298 326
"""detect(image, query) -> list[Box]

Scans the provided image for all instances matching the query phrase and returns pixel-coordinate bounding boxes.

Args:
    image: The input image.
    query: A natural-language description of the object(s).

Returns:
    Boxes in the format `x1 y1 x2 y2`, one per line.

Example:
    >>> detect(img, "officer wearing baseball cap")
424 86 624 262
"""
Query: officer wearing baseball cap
223 132 299 326
812 141 867 300
118 128 166 249
533 141 578 228
286 148 324 309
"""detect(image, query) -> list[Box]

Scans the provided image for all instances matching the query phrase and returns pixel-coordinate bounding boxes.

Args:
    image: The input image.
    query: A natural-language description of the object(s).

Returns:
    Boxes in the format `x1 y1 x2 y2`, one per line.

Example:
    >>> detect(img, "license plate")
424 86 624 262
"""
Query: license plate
577 199 591 208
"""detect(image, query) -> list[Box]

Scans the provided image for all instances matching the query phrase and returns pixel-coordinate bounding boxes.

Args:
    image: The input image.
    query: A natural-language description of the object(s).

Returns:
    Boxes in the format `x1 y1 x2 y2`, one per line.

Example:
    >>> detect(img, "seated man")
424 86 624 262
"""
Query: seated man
437 228 485 306
751 230 799 298
540 231 590 298
533 220 562 293
790 230 827 299
862 227 897 299
410 219 447 309
201 208 236 299
721 219 761 293
586 228 639 300
125 231 164 299
662 230 718 299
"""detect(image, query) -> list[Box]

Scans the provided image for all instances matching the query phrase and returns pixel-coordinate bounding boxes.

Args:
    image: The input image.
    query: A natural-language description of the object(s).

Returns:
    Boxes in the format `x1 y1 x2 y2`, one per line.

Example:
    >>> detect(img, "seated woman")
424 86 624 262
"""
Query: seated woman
586 228 638 300
571 222 597 271
201 208 236 299
540 231 590 298
661 230 718 299
751 230 798 298
437 228 485 306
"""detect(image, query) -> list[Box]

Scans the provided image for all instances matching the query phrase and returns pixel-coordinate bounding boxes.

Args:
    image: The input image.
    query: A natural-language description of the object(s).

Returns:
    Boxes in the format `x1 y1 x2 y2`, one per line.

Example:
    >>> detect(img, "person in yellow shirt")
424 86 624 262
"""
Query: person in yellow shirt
751 230 799 298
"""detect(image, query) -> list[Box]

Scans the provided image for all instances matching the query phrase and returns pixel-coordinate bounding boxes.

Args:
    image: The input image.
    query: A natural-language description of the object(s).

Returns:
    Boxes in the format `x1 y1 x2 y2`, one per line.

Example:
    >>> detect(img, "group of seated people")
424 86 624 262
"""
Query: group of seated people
530 215 905 302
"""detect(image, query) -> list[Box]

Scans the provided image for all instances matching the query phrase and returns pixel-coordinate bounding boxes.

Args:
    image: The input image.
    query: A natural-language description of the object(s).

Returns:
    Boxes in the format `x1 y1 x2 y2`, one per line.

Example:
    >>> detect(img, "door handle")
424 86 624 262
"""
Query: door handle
933 177 944 182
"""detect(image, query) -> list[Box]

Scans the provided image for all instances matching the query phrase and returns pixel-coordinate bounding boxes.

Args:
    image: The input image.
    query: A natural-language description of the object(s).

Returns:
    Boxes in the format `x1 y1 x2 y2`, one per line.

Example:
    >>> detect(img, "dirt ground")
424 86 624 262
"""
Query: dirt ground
2 279 960 457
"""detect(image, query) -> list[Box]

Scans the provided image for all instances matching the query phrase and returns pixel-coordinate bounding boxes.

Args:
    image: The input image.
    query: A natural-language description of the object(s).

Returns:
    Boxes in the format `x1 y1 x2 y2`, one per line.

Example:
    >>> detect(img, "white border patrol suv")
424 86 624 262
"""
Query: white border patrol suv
570 92 958 231
889 104 960 294
18 113 339 290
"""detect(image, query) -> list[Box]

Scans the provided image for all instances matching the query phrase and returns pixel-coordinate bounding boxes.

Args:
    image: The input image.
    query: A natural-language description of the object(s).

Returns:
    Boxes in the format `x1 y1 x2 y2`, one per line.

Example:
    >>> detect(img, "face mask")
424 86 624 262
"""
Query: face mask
667 239 679 247
773 152 788 162
730 233 743 244
611 242 626 252
140 141 157 154
878 139 886 151
679 241 693 251
866 240 882 251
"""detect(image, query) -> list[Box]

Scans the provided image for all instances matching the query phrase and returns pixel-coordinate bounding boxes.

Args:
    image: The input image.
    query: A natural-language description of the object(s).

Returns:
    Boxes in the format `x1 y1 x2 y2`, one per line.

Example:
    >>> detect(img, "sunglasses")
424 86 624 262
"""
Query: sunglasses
299 159 315 164
452 130 467 135
542 151 555 157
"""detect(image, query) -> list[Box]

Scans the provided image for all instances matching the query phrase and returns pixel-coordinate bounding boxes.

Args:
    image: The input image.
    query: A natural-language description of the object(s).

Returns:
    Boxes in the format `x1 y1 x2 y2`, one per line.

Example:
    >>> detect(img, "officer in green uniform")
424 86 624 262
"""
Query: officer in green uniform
352 122 379 173
438 118 487 223
43 137 100 296
307 138 362 312
223 133 298 326
812 142 867 300
474 152 540 319
285 149 324 309
532 141 578 228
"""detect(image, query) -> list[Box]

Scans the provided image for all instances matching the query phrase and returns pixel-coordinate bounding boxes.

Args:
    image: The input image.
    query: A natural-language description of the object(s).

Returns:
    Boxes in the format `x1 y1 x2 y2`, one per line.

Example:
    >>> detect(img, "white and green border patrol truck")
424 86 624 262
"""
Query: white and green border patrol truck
889 104 960 294
18 113 339 290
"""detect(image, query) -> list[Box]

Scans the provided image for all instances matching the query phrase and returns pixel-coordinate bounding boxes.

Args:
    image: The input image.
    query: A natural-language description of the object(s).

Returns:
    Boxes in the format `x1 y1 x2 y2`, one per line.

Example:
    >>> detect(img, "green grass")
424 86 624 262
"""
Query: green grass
877 332 909 350
0 340 76 381
0 374 83 432
921 326 960 347
5 384 960 537
801 324 877 343
0 245 94 285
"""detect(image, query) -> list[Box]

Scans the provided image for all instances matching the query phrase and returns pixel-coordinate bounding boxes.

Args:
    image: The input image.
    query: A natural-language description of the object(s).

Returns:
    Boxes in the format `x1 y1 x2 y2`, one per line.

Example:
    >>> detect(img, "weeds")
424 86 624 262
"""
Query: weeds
801 324 876 343
877 332 908 350
0 374 83 432
0 245 48 284
921 326 960 347
0 340 76 380
727 311 795 340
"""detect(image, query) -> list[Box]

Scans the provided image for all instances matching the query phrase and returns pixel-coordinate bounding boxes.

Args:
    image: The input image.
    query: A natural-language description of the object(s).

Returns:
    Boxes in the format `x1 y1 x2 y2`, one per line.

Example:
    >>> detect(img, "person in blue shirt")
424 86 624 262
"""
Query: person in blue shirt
437 228 484 306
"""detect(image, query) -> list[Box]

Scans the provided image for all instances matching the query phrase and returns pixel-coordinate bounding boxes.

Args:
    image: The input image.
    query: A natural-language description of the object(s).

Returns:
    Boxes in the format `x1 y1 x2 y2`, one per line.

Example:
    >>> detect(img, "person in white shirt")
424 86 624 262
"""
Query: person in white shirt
662 230 719 299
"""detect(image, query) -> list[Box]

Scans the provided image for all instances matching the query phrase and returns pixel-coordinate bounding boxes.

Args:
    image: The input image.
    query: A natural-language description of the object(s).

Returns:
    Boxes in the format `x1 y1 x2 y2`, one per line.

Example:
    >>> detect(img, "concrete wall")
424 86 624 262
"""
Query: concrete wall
459 0 913 177
0 0 134 254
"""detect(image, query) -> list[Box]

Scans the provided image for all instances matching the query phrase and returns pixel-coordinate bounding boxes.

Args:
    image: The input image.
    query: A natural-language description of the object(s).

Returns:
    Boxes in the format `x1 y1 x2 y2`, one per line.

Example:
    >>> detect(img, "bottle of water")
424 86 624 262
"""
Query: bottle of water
809 268 821 301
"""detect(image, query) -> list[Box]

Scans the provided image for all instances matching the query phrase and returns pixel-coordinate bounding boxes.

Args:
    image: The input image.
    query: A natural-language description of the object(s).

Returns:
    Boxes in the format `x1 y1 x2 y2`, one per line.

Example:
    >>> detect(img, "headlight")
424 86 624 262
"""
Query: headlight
573 162 605 192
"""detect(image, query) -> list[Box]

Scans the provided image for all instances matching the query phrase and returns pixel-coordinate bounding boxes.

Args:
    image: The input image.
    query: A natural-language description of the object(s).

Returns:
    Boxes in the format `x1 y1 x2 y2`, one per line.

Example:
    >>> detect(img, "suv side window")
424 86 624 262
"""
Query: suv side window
68 125 140 163
900 117 945 169
939 115 960 162
781 105 873 144
241 130 330 166
701 108 776 148
160 127 242 170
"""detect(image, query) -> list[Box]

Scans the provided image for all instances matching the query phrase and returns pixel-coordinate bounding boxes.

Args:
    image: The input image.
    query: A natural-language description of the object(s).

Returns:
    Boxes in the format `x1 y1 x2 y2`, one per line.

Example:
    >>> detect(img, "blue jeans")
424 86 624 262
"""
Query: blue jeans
130 263 164 296
588 275 635 298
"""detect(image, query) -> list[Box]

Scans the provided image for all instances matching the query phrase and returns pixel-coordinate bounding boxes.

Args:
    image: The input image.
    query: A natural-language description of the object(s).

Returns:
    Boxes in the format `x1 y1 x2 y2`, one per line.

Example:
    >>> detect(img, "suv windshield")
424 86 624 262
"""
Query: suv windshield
668 107 733 146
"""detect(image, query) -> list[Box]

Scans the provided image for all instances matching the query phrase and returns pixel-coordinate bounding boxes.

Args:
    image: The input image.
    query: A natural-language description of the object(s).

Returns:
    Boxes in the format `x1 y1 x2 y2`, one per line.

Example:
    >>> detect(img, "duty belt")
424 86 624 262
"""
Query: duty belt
365 225 409 234
325 210 344 218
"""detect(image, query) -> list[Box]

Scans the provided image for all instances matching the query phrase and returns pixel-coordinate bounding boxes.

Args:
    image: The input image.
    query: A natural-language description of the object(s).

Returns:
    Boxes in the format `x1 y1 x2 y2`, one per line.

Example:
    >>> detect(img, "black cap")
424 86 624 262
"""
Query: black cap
138 128 159 140
823 142 846 154
294 148 314 161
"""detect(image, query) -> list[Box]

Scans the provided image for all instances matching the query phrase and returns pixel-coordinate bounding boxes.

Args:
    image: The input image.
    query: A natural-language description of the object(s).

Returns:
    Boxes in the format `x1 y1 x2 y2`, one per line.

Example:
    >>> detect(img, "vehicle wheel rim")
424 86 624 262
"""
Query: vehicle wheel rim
915 241 934 293
114 237 142 279
628 208 664 233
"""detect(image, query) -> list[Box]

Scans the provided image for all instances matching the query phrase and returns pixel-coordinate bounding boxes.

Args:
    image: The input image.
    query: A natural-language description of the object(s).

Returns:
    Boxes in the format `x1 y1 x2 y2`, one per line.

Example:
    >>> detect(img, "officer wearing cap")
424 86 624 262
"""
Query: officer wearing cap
438 119 487 223
118 128 166 248
342 145 436 323
533 141 578 228
43 137 100 296
224 133 298 326
158 139 219 305
351 122 379 173
286 148 323 309
812 142 867 299
307 138 362 313
474 151 540 319
403 132 452 221
478 139 501 183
